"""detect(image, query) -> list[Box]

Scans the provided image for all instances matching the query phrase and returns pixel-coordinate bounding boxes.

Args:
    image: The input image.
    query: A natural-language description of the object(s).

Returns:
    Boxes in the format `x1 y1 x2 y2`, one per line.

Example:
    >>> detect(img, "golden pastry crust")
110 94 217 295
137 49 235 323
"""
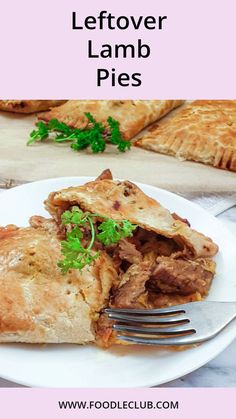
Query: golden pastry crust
136 100 236 172
39 100 184 140
0 222 117 343
0 100 66 114
45 178 218 259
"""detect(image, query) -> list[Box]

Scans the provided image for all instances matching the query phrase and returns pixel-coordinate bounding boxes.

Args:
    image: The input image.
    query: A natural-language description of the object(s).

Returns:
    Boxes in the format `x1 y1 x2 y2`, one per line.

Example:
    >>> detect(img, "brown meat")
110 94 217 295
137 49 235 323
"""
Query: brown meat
112 254 156 308
148 257 215 296
95 169 113 181
118 238 142 264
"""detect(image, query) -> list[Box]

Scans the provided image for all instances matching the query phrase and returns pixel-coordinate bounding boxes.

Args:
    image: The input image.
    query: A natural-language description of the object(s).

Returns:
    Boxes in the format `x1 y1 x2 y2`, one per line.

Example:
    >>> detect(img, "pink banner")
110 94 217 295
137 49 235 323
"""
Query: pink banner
0 0 236 99
0 388 235 418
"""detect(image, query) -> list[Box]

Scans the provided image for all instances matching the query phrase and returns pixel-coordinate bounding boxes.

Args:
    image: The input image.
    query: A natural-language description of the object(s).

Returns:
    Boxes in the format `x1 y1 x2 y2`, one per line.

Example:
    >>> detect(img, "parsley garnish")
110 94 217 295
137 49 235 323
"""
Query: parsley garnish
27 121 49 144
58 208 136 273
97 219 136 246
107 117 131 152
27 113 131 153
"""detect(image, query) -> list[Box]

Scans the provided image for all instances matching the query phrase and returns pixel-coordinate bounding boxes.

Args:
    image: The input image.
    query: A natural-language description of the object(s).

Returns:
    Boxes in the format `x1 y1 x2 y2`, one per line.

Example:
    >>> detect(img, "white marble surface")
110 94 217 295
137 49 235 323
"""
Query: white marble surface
0 196 235 388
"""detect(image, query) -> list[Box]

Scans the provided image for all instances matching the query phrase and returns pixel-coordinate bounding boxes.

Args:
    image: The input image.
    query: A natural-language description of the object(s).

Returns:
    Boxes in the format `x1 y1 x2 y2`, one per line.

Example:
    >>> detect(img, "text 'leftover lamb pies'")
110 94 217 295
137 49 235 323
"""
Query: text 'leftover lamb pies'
136 100 236 172
39 100 184 140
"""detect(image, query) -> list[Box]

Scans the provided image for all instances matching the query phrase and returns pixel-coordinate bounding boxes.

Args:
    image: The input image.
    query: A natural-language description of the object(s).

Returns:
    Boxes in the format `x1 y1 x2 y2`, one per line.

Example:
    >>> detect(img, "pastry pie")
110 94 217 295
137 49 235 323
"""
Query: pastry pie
0 100 66 114
0 219 116 343
0 170 218 346
39 100 184 140
136 100 236 172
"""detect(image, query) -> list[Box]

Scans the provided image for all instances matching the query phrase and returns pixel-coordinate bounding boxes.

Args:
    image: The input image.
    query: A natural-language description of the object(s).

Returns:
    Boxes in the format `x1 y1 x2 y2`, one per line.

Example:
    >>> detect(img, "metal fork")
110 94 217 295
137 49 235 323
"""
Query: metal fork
104 301 236 345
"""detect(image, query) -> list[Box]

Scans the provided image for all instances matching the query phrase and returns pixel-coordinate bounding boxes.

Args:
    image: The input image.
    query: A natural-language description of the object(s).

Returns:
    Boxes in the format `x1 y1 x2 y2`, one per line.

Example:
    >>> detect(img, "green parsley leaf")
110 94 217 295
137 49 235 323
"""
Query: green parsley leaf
58 208 99 273
57 208 137 273
97 219 137 246
58 250 99 274
47 119 73 135
107 117 131 152
28 113 131 153
61 209 87 226
85 112 105 133
27 121 49 145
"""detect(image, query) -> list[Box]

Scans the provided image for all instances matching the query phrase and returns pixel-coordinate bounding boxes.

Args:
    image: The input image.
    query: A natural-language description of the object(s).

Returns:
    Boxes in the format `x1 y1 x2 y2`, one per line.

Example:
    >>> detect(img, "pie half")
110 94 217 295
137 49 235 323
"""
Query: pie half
0 219 117 343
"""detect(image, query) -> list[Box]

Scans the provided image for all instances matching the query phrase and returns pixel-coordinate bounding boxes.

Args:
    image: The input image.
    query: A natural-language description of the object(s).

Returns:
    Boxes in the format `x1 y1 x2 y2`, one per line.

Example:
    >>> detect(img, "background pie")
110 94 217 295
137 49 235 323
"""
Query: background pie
39 100 184 140
136 100 236 172
0 100 66 114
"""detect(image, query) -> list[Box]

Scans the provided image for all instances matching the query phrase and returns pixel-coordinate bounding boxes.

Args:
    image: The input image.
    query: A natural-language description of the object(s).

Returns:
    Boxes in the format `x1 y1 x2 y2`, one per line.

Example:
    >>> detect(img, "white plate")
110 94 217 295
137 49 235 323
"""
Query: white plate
0 177 236 388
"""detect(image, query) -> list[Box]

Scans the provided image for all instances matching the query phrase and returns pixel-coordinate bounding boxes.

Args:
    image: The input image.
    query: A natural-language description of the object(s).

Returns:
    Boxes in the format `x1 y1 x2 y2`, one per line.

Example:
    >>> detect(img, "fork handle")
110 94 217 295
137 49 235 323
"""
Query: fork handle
208 301 236 330
215 301 236 315
223 302 236 320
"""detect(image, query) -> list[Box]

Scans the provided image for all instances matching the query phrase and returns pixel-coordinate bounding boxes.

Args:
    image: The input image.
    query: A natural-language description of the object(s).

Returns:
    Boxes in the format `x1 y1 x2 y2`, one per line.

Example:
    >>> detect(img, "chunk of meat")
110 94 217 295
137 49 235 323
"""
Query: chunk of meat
95 169 113 181
118 238 142 264
112 253 156 308
148 256 215 296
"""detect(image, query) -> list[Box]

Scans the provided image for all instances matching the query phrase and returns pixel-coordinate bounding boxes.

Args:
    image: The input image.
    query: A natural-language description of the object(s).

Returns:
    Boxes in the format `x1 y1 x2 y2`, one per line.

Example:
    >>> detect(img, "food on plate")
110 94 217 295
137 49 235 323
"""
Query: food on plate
28 113 131 153
136 100 236 172
39 100 184 140
0 100 66 114
0 170 218 346
0 219 117 344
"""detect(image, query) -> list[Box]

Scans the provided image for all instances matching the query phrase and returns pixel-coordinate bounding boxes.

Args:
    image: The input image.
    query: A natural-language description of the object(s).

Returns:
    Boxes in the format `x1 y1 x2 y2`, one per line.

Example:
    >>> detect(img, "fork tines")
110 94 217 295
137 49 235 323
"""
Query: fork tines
104 306 196 346
104 301 236 346
104 307 186 315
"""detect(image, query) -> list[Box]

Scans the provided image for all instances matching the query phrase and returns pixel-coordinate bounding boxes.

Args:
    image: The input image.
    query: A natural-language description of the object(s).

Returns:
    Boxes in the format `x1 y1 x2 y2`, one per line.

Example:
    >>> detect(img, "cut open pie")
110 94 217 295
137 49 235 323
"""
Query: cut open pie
0 170 218 346
136 100 236 172
39 100 184 140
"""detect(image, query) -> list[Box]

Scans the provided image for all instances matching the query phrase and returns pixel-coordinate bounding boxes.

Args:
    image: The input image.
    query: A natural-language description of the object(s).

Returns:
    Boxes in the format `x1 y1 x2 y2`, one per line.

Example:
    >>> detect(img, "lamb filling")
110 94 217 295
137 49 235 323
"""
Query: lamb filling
60 205 215 346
